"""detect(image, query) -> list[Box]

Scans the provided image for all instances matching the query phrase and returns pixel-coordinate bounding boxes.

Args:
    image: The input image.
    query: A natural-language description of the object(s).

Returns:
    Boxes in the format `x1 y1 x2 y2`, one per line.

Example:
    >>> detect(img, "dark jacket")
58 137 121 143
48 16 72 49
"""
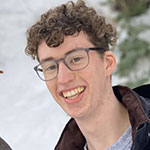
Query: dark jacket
55 84 150 150
0 137 12 150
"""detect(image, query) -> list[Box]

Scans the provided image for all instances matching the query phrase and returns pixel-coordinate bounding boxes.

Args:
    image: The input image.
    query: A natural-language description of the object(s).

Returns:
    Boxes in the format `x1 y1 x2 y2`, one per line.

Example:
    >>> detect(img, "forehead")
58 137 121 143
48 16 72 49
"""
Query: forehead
38 32 94 62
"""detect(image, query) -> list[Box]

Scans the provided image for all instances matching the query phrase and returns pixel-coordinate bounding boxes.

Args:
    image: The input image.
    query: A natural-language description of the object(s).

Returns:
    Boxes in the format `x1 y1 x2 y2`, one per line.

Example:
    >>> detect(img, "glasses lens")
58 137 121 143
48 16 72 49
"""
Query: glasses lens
65 49 89 71
37 61 57 81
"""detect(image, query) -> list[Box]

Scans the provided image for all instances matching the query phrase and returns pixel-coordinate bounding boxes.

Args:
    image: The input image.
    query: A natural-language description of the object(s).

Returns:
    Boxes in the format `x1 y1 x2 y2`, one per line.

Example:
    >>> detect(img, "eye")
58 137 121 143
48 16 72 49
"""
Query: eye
42 62 57 73
70 56 84 64
72 57 82 63
46 64 57 71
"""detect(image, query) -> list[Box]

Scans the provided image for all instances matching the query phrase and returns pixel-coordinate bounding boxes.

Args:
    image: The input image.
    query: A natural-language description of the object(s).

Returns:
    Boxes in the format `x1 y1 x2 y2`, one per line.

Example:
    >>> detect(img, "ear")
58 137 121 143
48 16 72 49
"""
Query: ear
104 51 116 76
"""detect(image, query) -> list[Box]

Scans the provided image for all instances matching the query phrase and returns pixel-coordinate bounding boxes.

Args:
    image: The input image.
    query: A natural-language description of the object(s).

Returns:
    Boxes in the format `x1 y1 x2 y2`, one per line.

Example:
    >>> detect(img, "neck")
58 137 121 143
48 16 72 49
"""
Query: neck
75 89 130 150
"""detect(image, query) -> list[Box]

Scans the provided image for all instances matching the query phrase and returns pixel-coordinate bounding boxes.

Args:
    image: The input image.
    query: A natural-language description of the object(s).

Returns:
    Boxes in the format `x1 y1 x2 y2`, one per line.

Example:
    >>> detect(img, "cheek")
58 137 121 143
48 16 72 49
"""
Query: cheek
46 82 56 98
89 61 107 93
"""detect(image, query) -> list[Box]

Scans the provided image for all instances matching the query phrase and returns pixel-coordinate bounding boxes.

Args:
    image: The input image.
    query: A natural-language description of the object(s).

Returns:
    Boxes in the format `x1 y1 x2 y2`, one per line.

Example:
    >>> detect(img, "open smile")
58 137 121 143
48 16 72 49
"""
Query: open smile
60 86 86 103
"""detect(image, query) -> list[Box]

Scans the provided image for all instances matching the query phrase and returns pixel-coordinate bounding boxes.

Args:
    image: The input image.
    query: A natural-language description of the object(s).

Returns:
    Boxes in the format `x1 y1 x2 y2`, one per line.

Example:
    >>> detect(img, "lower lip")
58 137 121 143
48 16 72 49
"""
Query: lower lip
64 90 85 104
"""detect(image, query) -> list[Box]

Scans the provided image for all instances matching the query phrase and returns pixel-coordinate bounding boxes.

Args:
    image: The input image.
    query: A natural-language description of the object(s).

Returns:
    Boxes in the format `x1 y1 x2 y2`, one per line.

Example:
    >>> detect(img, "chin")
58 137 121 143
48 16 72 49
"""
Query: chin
65 106 89 119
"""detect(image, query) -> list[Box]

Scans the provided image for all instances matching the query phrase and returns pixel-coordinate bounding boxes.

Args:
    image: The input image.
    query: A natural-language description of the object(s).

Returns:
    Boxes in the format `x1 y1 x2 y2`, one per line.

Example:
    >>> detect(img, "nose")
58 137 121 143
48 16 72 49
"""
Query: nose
57 62 75 84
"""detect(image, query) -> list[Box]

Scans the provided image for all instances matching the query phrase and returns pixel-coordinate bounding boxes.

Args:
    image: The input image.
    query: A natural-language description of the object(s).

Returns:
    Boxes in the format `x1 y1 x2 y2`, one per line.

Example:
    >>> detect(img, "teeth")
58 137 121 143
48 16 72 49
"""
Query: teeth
62 87 85 98
68 95 78 99
71 90 75 96
78 87 81 93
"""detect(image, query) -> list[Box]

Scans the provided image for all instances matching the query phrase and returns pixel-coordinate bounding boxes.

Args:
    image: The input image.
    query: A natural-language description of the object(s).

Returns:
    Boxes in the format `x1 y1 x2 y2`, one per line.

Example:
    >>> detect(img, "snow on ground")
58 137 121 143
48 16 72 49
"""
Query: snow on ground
0 0 117 150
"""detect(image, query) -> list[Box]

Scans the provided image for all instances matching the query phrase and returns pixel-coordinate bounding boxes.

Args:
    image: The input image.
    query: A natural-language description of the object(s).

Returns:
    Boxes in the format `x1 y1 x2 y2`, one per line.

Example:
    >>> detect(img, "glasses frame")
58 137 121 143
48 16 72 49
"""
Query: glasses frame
34 47 105 81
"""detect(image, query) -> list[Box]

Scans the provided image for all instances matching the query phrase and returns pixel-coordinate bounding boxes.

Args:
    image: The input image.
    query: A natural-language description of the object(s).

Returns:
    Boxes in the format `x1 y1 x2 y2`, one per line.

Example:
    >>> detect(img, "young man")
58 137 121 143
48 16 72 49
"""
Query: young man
25 0 150 149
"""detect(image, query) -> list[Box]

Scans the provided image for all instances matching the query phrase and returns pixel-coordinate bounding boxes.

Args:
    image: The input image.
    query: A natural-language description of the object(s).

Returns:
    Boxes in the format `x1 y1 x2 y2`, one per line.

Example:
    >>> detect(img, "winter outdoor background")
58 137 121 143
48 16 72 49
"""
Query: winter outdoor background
0 0 138 150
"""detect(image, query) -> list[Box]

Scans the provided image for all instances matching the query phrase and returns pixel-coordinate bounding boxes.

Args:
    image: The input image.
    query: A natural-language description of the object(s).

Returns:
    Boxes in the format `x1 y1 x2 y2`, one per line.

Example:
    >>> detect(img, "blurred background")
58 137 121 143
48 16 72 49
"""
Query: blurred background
0 0 149 150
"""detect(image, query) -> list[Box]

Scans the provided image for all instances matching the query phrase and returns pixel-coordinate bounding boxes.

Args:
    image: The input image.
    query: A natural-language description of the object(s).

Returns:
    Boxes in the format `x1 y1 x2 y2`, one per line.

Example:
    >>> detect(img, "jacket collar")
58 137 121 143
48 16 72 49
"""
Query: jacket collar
113 85 150 142
55 85 150 150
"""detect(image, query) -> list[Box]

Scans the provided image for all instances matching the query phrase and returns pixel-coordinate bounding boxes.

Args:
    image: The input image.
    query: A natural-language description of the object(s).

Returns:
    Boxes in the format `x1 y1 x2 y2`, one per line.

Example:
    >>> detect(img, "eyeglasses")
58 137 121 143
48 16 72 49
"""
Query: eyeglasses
34 47 105 81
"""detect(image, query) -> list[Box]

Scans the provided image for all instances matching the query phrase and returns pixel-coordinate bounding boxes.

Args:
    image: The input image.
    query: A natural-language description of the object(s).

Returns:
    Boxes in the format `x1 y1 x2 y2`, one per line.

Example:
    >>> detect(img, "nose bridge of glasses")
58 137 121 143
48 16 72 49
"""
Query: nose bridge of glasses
57 58 75 84
56 57 70 71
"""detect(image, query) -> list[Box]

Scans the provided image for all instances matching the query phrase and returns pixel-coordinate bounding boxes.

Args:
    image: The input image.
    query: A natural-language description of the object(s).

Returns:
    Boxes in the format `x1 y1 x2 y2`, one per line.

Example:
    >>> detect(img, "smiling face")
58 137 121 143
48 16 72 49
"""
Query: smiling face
38 32 116 119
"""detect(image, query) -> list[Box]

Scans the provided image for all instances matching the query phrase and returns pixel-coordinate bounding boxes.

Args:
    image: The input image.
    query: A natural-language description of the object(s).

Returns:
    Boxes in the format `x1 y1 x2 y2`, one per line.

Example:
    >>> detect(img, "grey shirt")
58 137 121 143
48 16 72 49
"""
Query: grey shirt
84 126 132 150
107 126 132 150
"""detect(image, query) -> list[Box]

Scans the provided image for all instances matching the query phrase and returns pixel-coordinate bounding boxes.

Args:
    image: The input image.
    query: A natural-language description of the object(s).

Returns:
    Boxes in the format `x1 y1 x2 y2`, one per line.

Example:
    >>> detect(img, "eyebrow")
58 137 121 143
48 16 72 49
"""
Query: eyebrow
40 47 84 63
65 47 85 56
40 57 54 63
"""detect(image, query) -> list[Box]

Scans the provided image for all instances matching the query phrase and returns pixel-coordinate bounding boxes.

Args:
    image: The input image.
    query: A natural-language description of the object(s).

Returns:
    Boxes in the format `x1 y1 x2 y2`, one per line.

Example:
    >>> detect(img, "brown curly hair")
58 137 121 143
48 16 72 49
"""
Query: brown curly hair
25 0 117 60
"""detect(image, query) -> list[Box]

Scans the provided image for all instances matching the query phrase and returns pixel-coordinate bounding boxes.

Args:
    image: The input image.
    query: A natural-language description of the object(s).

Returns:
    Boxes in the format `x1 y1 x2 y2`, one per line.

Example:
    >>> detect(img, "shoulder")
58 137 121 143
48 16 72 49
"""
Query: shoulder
133 84 150 116
133 84 150 99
